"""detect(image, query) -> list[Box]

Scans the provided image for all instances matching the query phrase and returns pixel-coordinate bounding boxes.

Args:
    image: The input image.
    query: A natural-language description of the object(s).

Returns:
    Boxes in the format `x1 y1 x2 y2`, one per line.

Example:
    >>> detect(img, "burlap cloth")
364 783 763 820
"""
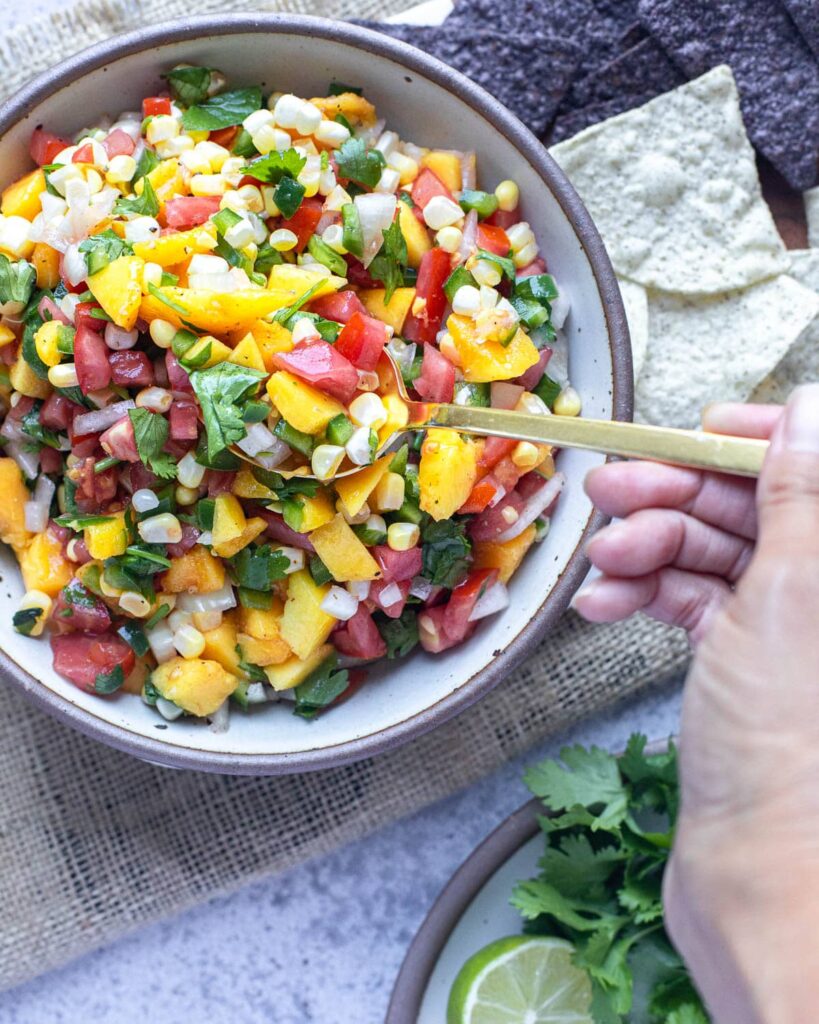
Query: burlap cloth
0 0 691 992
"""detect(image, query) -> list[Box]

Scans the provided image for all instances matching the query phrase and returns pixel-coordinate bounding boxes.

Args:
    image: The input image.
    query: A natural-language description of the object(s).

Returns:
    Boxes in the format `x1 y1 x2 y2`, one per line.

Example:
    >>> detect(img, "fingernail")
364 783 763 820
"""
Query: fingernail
783 384 819 453
570 580 599 609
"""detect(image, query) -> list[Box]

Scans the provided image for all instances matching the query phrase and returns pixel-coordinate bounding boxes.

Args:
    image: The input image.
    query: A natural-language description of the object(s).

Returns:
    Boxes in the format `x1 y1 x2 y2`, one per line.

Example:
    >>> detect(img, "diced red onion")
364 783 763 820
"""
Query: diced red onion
25 473 55 533
73 399 135 436
487 484 508 509
104 323 139 350
0 416 25 443
468 582 510 622
377 581 403 608
38 295 70 325
7 441 40 480
356 369 380 392
315 211 340 234
491 381 525 410
458 209 478 262
497 473 565 542
460 151 477 190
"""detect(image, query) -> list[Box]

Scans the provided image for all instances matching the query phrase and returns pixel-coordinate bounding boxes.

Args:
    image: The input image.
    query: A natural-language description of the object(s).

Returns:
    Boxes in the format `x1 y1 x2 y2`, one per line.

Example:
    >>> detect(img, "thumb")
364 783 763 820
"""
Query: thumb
756 383 819 557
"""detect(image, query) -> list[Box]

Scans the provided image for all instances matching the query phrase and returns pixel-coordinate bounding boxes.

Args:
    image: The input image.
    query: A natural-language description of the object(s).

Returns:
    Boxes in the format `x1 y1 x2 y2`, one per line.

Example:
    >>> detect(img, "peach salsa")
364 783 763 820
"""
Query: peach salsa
0 66 577 726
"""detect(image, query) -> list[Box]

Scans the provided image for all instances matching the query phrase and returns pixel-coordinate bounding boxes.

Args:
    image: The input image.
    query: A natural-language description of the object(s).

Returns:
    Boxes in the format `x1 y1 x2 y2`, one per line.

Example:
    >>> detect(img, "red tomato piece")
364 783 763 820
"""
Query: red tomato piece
402 248 451 345
414 343 455 403
100 416 140 462
109 351 154 388
39 448 62 474
477 223 511 257
74 457 117 512
72 143 95 164
74 324 112 394
513 348 551 391
374 544 422 583
169 400 198 441
274 340 359 404
333 605 387 660
165 351 193 392
74 302 106 333
143 96 172 117
39 393 76 432
51 580 112 635
344 256 377 289
469 490 526 541
479 436 517 471
369 578 411 619
206 470 237 497
51 632 135 693
443 568 499 641
517 257 548 278
308 289 367 324
417 604 468 653
29 127 72 167
411 167 454 213
256 508 316 552
335 311 389 372
102 129 136 159
458 474 502 515
486 207 518 230
281 197 323 253
165 196 221 230
209 126 240 149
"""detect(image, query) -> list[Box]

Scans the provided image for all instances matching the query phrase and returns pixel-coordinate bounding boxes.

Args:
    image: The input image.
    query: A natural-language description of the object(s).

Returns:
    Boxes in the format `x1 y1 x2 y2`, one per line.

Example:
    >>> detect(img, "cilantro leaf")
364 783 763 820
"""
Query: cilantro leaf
189 362 265 460
421 518 471 589
335 137 385 189
227 544 290 591
19 400 63 450
368 219 408 302
292 653 349 720
524 744 628 830
79 229 134 275
243 148 306 185
273 176 305 219
181 87 262 131
131 147 159 185
164 65 213 106
377 607 419 659
128 408 177 479
539 834 625 900
0 255 36 307
114 178 159 218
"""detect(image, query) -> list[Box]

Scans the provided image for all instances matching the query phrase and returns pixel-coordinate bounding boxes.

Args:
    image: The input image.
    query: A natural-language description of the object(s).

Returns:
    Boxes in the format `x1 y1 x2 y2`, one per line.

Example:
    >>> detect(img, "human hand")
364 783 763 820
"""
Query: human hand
576 385 819 1024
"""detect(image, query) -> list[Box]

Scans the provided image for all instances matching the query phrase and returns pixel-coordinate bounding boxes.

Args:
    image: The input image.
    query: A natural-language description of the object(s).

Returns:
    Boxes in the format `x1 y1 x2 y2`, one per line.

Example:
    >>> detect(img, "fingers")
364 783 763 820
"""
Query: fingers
585 461 759 540
702 402 782 439
755 384 819 557
572 567 731 644
585 508 752 582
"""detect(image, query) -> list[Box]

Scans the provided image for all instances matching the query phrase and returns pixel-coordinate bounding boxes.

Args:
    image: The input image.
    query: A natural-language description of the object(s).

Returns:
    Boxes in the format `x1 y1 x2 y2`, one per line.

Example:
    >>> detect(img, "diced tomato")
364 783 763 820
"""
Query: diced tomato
492 455 525 492
209 126 240 149
165 351 192 392
256 508 316 552
72 143 95 164
281 197 323 253
143 96 171 118
333 605 387 660
37 447 61 475
479 436 517 471
51 579 111 635
7 396 33 422
369 578 411 618
274 340 358 404
29 127 72 166
75 457 117 511
166 524 201 558
402 248 451 345
487 206 518 230
128 463 158 492
344 257 377 289
477 223 511 257
109 351 154 388
443 569 498 642
74 302 106 333
414 343 455 403
513 348 551 391
206 470 237 497
458 474 502 515
417 604 468 653
469 490 526 541
69 538 92 564
169 400 198 441
100 417 139 462
335 311 388 372
374 544 422 583
74 324 112 394
51 632 135 693
102 129 135 159
165 196 221 230
40 393 77 431
517 257 547 278
0 342 17 366
517 471 548 500
308 289 367 324
411 167 454 216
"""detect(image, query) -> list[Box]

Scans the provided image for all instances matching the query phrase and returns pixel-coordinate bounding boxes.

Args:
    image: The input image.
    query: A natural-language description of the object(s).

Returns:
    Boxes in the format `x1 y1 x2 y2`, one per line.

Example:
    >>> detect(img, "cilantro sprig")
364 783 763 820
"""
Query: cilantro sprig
334 137 385 189
128 408 176 480
181 87 262 132
368 219 408 302
189 362 266 460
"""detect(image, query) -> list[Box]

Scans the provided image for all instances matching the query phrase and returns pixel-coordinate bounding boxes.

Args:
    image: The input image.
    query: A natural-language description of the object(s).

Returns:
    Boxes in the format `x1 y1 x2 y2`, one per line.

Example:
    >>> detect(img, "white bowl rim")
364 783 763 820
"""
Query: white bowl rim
0 13 633 774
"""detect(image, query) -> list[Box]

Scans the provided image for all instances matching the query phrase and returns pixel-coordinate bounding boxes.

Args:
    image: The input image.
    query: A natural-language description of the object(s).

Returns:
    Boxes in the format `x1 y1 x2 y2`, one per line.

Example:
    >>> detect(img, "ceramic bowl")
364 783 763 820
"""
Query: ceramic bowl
0 14 632 773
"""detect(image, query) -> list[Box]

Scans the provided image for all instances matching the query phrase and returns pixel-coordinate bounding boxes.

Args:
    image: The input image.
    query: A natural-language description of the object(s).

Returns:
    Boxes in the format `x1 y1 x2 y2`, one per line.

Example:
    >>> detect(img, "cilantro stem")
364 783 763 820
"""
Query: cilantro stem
94 456 121 474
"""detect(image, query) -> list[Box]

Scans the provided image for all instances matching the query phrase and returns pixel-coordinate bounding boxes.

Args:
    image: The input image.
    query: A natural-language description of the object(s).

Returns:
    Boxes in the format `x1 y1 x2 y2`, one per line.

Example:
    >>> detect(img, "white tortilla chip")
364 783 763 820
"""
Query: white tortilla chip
805 188 819 248
617 277 649 382
636 274 819 427
753 250 819 404
550 66 789 295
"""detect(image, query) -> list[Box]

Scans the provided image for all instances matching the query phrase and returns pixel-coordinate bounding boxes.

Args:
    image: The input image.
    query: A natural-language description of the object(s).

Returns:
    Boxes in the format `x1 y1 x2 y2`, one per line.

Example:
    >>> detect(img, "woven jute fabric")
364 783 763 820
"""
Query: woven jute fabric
0 0 692 992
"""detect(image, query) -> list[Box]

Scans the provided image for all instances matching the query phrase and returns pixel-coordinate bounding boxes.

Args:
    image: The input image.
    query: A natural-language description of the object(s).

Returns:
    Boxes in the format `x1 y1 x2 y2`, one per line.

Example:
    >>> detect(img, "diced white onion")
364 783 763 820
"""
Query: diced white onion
277 546 305 574
386 337 416 378
347 580 371 601
25 500 49 533
408 576 434 601
73 399 135 436
461 151 477 190
0 416 25 443
236 421 277 458
6 441 40 480
61 243 88 285
497 473 565 542
146 623 176 664
177 581 237 614
354 192 397 267
458 209 478 262
253 438 291 471
209 701 230 732
320 586 359 621
550 287 570 330
377 582 403 608
156 697 184 720
468 582 510 622
34 473 56 507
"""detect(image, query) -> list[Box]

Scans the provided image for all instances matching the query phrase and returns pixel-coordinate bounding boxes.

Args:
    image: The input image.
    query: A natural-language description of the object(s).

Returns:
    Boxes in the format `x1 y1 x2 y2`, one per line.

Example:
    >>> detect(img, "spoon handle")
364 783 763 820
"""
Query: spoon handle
430 404 768 478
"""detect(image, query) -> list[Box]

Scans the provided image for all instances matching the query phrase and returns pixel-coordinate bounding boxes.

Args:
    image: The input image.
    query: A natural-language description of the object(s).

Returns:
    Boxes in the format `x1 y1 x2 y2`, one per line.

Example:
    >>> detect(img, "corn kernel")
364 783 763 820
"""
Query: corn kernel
511 441 540 469
149 319 176 349
315 119 350 148
142 261 163 290
195 140 230 171
375 168 401 194
177 452 206 488
138 512 183 545
85 169 104 195
17 590 52 636
136 386 172 413
438 333 461 367
516 392 551 416
553 386 582 417
322 223 346 254
373 472 405 513
99 576 123 599
173 624 206 659
494 179 519 212
119 590 152 618
324 184 352 212
311 444 345 482
472 259 502 288
387 522 420 551
236 184 264 213
47 363 79 389
146 115 179 145
106 154 137 184
513 241 539 269
179 149 213 175
260 186 280 218
349 393 387 430
506 221 534 251
175 485 198 505
190 174 226 197
423 195 464 231
435 226 462 253
269 229 298 252
452 285 482 318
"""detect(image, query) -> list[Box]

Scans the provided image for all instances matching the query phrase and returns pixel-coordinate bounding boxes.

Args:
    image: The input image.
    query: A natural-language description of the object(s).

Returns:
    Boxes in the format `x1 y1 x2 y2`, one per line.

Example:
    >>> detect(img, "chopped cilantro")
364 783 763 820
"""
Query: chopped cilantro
335 136 385 189
292 653 349 720
368 219 408 302
227 544 291 591
243 148 306 185
181 86 262 131
114 178 159 218
0 255 36 307
164 65 214 106
79 230 134 275
377 608 419 659
128 408 176 479
189 362 266 460
421 518 471 588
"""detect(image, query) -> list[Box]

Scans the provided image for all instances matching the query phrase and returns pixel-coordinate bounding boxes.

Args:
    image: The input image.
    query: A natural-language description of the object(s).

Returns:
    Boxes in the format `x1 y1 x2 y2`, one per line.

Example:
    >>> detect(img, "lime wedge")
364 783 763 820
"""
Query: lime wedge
447 935 593 1024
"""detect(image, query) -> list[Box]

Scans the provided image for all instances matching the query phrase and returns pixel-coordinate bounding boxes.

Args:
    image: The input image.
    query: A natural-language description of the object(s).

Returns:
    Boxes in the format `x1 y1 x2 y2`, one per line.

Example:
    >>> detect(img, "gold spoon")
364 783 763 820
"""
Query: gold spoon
241 351 769 480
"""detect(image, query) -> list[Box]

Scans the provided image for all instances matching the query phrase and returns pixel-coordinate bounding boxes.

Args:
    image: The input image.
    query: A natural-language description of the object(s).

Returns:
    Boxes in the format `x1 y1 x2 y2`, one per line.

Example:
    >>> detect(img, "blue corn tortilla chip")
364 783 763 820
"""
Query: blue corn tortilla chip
638 0 819 190
550 92 658 143
568 37 684 111
351 22 580 138
781 0 819 60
